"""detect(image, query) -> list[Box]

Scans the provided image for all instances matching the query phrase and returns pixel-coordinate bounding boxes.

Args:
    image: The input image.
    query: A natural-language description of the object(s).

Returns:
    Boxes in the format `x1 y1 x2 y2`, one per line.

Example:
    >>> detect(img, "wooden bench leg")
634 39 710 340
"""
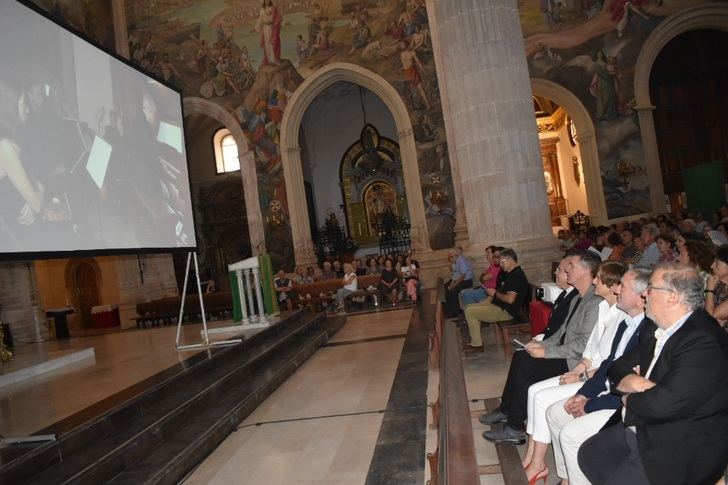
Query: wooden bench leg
501 326 512 356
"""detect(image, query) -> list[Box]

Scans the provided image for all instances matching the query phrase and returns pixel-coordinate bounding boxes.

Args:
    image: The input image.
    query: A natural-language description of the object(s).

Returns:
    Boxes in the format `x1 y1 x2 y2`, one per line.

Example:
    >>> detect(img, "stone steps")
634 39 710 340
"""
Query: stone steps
0 310 345 485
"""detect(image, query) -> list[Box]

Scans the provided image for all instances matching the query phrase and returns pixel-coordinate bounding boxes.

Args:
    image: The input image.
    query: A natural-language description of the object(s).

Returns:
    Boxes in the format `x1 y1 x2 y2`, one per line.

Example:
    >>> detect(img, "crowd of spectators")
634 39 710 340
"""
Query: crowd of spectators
272 251 420 312
451 209 728 485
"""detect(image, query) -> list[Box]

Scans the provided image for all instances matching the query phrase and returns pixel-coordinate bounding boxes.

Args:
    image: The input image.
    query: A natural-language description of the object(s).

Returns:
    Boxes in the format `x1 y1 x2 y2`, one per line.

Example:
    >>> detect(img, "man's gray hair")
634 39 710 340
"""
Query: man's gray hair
572 250 601 278
656 262 705 311
629 267 652 294
642 223 659 239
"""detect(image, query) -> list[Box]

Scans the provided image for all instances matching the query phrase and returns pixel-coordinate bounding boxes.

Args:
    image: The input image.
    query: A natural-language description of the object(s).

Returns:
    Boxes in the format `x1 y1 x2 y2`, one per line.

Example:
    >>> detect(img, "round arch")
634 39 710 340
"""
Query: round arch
531 78 608 225
279 63 429 266
633 3 728 215
182 97 265 254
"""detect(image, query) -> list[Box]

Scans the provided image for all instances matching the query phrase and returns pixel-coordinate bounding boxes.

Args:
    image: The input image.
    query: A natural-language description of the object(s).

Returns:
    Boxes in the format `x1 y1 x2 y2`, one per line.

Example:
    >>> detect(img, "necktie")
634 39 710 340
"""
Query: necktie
553 289 567 308
559 296 582 345
607 320 629 364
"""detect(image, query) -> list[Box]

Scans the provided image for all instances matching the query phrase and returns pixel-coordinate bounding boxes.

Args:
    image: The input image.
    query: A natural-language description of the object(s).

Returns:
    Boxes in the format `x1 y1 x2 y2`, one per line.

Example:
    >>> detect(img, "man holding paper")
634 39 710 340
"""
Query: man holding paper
481 250 602 444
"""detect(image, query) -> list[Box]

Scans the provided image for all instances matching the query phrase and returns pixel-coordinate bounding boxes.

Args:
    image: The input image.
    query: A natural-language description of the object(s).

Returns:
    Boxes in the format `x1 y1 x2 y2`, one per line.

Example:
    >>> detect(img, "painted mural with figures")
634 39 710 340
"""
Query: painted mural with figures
518 0 708 219
119 0 454 269
30 0 116 51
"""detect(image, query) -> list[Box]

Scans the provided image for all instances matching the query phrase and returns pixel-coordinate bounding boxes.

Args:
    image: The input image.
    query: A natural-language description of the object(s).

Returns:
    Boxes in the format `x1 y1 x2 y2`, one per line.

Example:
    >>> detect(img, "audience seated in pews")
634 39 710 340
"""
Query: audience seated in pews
462 248 529 353
379 258 401 305
480 250 602 443
400 253 420 302
706 244 728 328
459 245 503 308
578 263 728 485
540 258 579 340
443 247 474 318
636 224 660 267
320 261 337 281
532 268 652 484
273 269 294 311
334 263 358 312
519 261 628 483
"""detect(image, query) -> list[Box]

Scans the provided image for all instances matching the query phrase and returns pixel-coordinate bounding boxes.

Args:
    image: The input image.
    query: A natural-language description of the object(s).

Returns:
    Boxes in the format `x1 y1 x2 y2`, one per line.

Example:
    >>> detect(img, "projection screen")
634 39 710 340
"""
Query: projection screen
0 1 197 258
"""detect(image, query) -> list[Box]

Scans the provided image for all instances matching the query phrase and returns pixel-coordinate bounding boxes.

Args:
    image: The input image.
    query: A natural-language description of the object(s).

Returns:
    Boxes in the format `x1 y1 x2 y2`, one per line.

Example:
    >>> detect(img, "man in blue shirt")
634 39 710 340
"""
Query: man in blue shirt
444 247 473 317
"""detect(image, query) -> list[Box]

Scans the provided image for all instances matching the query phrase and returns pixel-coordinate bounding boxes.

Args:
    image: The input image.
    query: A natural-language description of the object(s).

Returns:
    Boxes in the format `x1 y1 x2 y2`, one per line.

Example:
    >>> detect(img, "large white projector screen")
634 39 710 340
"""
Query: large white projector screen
0 1 197 257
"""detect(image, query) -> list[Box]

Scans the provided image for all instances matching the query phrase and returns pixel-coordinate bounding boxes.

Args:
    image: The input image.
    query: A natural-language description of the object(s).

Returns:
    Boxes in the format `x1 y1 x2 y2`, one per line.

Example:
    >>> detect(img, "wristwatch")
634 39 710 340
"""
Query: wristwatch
579 371 588 382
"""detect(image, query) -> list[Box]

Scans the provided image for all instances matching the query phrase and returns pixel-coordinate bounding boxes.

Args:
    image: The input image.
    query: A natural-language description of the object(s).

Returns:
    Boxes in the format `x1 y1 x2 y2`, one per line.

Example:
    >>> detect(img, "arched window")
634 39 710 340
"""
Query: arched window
213 128 240 173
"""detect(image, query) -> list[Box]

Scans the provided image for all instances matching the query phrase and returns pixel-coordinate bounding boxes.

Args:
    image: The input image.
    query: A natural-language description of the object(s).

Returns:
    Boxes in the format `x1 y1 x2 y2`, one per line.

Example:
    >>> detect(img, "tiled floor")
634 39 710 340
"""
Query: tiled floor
184 310 412 485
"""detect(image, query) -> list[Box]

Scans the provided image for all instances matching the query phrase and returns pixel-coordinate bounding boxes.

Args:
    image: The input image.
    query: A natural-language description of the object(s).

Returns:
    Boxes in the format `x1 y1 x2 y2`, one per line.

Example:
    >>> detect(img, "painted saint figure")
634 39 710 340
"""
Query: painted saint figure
400 42 430 110
255 0 282 65
589 50 617 121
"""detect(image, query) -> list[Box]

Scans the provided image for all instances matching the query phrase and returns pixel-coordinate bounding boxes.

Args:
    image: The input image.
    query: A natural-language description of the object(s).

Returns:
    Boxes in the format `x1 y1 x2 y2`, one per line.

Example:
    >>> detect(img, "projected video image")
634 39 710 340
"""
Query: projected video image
0 1 196 255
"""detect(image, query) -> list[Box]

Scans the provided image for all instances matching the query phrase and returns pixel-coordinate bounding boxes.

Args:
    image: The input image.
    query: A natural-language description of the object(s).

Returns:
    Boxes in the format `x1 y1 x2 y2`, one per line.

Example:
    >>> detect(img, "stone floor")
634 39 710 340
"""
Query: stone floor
458 322 557 485
0 318 269 438
1 304 536 484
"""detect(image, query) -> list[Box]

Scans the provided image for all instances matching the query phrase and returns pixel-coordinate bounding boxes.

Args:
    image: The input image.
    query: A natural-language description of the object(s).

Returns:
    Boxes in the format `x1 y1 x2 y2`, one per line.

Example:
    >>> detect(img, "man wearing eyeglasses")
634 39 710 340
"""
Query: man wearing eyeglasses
462 248 529 353
579 263 728 485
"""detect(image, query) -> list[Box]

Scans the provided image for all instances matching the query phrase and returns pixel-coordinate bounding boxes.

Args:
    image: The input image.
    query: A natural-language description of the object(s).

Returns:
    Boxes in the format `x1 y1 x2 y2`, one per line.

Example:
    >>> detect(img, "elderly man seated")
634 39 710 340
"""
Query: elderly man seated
579 263 728 485
443 247 473 318
480 250 602 444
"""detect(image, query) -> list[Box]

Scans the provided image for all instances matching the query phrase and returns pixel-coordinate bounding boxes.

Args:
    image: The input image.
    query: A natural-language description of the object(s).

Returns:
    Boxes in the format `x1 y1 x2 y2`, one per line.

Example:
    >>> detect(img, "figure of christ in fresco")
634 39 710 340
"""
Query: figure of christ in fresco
589 49 618 121
254 0 283 65
400 42 430 110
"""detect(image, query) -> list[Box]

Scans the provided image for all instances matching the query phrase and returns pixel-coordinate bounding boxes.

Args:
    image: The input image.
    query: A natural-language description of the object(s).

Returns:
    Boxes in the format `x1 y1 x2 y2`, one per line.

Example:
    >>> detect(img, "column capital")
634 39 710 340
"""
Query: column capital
633 104 656 112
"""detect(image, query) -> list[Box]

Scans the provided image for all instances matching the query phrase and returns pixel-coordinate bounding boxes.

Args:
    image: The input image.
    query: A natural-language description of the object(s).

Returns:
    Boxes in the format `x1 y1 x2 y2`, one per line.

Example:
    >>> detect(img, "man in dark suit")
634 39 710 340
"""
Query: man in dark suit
578 263 728 485
540 257 579 339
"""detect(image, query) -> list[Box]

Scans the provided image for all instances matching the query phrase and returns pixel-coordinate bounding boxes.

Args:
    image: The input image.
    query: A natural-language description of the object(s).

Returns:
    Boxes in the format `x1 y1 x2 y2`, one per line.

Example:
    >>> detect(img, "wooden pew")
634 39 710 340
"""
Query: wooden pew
427 280 528 485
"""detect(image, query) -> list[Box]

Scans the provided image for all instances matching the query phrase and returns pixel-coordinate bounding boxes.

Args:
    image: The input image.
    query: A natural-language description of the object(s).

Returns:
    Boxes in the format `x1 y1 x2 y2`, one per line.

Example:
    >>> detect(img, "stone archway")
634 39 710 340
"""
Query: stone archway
531 78 607 225
279 63 429 267
183 97 266 254
633 3 728 216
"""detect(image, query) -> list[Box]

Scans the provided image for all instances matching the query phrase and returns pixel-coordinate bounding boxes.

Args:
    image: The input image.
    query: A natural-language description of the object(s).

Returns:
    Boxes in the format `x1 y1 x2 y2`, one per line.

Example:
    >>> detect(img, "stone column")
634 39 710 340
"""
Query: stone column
0 262 43 341
425 1 469 247
282 145 318 267
428 0 559 281
396 127 429 253
239 151 267 255
635 104 666 214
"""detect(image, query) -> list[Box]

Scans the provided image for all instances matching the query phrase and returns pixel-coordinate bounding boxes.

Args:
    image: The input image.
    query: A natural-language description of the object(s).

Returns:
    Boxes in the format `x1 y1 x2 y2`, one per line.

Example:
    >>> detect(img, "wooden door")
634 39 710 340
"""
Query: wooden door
75 262 99 328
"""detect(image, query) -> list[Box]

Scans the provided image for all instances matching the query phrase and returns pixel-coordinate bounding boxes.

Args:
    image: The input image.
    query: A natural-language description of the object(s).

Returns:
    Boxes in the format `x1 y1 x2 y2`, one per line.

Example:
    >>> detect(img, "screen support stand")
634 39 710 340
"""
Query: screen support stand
174 252 241 351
